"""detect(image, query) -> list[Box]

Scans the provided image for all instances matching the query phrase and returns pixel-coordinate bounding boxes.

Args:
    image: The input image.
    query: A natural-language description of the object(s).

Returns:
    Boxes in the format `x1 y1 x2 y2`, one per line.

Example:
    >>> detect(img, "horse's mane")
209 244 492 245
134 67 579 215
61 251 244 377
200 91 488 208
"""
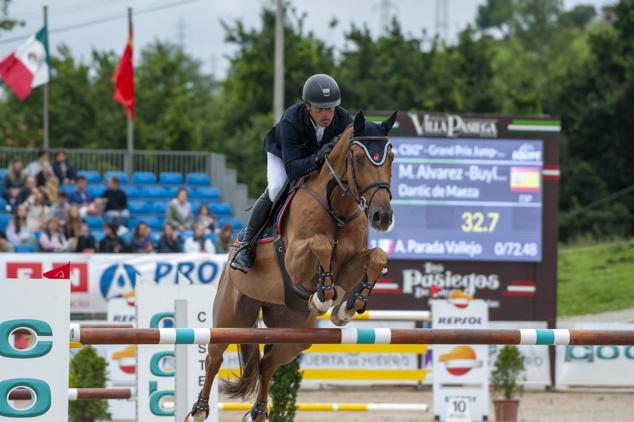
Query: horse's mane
329 124 354 159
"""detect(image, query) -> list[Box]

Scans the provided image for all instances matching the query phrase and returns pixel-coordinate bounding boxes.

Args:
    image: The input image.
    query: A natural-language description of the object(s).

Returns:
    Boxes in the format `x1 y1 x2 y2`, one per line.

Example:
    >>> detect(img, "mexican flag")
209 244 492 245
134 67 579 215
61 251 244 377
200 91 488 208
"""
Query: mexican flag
0 26 50 101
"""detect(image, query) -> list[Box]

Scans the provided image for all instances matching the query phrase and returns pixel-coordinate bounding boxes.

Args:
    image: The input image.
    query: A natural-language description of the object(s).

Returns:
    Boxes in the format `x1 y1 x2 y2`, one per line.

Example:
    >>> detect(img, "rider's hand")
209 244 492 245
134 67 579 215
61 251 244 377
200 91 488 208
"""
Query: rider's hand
315 141 335 164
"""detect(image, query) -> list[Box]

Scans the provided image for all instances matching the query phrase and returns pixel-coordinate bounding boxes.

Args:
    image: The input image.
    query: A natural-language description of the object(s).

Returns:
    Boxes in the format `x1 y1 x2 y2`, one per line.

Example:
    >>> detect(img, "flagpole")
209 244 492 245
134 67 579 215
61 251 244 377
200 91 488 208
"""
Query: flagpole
43 5 49 150
126 6 134 176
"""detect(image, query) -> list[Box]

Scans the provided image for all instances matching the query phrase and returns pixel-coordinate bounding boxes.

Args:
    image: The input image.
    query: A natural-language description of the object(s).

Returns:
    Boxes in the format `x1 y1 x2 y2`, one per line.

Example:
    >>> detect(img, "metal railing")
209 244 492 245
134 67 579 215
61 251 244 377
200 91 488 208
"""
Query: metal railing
0 147 211 178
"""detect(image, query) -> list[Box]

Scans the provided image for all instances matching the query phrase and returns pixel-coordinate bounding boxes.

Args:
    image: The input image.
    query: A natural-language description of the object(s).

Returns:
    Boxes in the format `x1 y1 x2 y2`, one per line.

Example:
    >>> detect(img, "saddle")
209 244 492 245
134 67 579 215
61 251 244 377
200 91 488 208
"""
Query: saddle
233 177 314 312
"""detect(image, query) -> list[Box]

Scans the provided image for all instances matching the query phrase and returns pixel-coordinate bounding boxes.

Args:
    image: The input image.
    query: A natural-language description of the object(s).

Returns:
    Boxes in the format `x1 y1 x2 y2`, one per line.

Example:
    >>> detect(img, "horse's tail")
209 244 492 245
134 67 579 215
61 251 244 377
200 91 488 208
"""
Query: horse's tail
222 329 261 399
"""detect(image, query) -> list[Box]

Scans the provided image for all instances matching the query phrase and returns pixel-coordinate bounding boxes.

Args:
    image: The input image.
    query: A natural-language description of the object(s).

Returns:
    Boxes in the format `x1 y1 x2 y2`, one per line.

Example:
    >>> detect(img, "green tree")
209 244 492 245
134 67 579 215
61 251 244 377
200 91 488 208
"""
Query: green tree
0 0 22 33
69 346 108 422
476 0 515 35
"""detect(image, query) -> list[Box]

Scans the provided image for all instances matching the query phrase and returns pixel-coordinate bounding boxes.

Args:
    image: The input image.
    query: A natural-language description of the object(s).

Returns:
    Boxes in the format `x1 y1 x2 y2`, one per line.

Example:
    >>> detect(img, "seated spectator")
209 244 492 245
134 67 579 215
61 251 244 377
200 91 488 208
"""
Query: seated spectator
48 191 70 226
39 218 70 252
6 204 35 248
184 223 215 253
52 149 76 184
215 223 234 253
98 176 129 227
15 176 39 206
68 176 99 216
131 222 154 253
74 223 96 253
0 231 14 252
98 222 125 253
24 149 48 177
195 204 216 232
25 189 49 232
2 157 25 208
166 187 193 231
157 222 182 253
65 205 82 241
37 161 59 200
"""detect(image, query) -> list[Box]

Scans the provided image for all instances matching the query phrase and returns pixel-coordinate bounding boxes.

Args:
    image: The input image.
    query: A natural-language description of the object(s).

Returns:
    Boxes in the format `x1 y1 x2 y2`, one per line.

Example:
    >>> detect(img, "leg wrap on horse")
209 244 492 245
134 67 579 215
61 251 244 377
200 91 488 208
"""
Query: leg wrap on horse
346 274 374 314
317 265 338 303
190 394 210 419
250 401 269 420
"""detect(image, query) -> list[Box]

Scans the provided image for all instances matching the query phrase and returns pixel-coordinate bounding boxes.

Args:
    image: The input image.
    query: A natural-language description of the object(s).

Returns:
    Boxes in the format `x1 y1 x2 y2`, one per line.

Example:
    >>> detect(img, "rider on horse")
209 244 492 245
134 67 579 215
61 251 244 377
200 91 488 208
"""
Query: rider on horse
230 74 353 273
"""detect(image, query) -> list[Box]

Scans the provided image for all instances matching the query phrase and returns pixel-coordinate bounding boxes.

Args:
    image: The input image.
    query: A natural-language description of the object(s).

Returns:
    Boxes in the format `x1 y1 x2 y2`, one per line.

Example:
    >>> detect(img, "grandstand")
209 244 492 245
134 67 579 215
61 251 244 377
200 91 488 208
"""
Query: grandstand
0 148 253 252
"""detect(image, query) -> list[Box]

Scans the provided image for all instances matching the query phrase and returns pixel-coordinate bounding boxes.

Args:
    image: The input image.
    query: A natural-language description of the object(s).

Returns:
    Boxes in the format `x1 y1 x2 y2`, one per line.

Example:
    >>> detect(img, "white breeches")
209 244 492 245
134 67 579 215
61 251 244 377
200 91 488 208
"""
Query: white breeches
266 152 288 201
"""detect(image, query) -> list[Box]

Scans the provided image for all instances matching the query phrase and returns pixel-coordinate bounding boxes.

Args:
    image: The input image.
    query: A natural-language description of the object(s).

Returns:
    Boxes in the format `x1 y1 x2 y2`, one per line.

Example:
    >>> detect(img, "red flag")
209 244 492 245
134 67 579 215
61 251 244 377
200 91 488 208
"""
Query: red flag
113 26 134 118
430 283 441 297
43 262 71 279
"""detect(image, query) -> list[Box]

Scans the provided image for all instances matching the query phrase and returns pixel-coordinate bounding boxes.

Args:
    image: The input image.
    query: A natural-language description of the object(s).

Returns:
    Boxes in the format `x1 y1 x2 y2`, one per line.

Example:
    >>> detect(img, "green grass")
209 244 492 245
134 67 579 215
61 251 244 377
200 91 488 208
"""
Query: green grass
558 239 634 316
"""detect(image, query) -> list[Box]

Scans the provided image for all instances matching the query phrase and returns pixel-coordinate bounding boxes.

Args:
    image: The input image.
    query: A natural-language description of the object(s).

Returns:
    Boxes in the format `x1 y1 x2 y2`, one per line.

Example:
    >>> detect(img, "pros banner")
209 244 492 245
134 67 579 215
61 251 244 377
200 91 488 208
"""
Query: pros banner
0 253 227 314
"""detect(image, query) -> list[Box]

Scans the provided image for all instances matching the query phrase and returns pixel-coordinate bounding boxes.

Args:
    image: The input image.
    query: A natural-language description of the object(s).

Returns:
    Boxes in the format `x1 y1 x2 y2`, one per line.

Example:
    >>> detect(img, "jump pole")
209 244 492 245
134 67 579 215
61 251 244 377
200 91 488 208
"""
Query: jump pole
70 326 634 346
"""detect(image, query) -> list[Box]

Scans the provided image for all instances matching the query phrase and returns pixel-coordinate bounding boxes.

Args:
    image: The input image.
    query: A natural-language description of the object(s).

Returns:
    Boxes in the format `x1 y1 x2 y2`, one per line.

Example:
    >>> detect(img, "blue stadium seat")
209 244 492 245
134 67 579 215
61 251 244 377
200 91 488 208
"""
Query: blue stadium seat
0 214 11 230
87 185 105 197
85 216 104 229
152 202 168 214
190 187 221 200
133 216 163 231
140 185 169 199
191 202 201 214
209 202 233 217
123 186 142 198
129 201 151 215
92 230 105 243
150 231 161 244
132 171 157 185
0 168 7 181
159 172 183 185
165 186 180 198
0 198 7 212
60 184 75 195
78 170 100 184
186 172 210 186
14 244 36 253
104 171 128 185
217 217 243 230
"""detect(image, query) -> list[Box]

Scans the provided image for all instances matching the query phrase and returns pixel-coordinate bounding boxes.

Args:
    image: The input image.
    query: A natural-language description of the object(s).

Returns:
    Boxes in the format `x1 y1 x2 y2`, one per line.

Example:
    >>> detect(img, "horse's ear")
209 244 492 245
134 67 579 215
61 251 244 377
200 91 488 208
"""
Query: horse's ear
381 111 398 134
354 111 365 132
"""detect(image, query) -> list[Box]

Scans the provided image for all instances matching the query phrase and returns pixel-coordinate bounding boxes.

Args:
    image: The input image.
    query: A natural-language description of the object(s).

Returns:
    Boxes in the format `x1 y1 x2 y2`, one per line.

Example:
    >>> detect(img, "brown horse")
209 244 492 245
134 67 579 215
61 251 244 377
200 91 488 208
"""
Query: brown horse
185 111 397 422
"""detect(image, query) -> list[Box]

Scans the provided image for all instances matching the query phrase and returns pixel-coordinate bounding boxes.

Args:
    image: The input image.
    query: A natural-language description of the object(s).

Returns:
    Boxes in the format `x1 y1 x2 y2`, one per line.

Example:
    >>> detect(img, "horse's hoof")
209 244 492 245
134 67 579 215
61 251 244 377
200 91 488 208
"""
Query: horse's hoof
309 294 332 315
184 411 206 422
241 411 254 422
330 303 353 326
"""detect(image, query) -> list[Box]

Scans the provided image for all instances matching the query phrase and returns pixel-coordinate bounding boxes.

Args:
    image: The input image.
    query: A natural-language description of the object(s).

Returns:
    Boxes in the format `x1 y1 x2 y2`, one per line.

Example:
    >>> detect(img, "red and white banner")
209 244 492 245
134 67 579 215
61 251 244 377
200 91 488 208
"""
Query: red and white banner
0 253 228 313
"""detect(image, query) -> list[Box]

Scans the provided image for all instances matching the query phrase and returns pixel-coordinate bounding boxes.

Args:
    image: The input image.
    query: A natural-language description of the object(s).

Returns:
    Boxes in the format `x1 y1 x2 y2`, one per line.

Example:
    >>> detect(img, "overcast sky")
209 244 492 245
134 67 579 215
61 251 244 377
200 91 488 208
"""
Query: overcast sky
0 0 615 78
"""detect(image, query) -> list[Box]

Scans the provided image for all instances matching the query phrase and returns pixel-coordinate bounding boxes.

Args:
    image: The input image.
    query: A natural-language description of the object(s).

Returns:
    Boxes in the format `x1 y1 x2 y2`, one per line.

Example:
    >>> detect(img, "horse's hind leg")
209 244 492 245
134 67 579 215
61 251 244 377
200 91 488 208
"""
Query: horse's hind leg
185 273 262 421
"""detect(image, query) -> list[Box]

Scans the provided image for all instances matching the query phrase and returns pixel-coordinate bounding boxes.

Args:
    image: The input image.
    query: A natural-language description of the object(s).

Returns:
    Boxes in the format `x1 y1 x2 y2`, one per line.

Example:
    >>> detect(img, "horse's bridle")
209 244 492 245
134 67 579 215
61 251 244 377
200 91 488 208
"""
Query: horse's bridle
312 135 393 225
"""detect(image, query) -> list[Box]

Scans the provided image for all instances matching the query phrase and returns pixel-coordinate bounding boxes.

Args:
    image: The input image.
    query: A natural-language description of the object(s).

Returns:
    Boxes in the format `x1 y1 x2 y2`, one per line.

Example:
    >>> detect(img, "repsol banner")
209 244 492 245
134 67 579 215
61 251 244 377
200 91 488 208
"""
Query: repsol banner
557 322 634 387
0 253 227 313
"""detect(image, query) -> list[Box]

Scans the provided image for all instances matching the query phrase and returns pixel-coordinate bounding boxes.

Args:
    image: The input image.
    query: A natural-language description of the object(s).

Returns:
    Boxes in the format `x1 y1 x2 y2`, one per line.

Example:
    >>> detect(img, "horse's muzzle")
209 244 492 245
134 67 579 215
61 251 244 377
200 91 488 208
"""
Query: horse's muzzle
370 206 393 232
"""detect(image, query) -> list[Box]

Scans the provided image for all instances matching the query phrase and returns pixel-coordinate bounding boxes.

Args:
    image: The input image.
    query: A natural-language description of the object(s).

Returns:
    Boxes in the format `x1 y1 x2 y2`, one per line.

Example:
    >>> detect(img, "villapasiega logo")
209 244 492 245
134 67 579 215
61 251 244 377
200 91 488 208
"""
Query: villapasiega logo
408 113 498 138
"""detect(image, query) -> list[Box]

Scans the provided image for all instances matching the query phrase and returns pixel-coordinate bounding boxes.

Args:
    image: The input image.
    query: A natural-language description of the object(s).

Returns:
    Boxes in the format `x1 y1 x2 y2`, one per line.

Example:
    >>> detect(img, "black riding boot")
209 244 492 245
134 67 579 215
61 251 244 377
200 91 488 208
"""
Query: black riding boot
230 190 273 273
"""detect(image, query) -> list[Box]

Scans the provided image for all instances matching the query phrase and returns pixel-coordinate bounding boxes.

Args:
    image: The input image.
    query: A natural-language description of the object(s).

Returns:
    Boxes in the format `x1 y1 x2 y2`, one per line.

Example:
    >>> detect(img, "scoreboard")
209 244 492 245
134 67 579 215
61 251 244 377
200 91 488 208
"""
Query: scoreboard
366 112 560 323
369 137 543 262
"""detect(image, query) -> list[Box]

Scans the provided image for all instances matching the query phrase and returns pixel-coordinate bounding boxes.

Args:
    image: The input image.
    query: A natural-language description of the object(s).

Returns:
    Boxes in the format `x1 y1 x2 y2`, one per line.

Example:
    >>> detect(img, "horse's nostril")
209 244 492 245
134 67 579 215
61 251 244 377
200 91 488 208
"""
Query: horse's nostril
372 211 382 224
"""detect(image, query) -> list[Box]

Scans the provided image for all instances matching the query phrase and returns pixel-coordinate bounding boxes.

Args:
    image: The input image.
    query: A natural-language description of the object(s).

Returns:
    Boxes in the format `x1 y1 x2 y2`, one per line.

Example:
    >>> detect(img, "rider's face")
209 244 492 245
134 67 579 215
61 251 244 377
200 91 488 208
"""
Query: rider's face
306 104 335 128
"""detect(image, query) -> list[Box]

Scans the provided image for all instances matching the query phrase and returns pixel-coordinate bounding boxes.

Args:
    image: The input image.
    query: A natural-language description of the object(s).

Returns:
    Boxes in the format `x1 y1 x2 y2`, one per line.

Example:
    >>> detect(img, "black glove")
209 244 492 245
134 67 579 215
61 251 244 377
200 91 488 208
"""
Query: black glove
315 141 335 164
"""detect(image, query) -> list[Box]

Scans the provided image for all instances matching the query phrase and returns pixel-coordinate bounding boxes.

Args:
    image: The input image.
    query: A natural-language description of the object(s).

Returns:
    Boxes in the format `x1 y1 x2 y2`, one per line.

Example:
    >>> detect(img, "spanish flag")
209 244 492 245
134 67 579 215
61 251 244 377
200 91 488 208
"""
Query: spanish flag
113 24 134 118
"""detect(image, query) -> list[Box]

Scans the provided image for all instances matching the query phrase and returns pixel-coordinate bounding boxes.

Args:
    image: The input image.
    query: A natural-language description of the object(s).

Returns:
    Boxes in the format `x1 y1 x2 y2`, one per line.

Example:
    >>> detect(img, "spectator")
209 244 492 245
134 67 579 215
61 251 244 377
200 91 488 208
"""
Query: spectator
131 222 154 253
157 222 182 253
15 176 39 206
184 223 215 253
0 231 14 252
6 204 35 248
25 189 48 232
24 149 48 177
68 176 99 216
98 222 125 253
39 218 70 252
195 204 215 232
215 223 234 253
48 191 70 226
52 149 76 184
37 161 59 200
74 223 96 253
2 158 25 207
65 205 82 241
166 187 193 231
98 176 129 227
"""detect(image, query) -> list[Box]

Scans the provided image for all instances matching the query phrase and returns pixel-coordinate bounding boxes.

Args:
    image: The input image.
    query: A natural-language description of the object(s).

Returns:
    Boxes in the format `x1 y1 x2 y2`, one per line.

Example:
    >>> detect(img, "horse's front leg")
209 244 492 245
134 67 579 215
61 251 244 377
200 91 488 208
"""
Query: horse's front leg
286 234 335 315
330 247 388 326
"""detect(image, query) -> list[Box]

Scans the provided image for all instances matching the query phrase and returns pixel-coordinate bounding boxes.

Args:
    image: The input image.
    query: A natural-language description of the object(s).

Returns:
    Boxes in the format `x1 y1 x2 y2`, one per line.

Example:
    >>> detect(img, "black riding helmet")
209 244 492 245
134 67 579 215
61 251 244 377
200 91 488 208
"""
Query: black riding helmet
302 74 341 108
